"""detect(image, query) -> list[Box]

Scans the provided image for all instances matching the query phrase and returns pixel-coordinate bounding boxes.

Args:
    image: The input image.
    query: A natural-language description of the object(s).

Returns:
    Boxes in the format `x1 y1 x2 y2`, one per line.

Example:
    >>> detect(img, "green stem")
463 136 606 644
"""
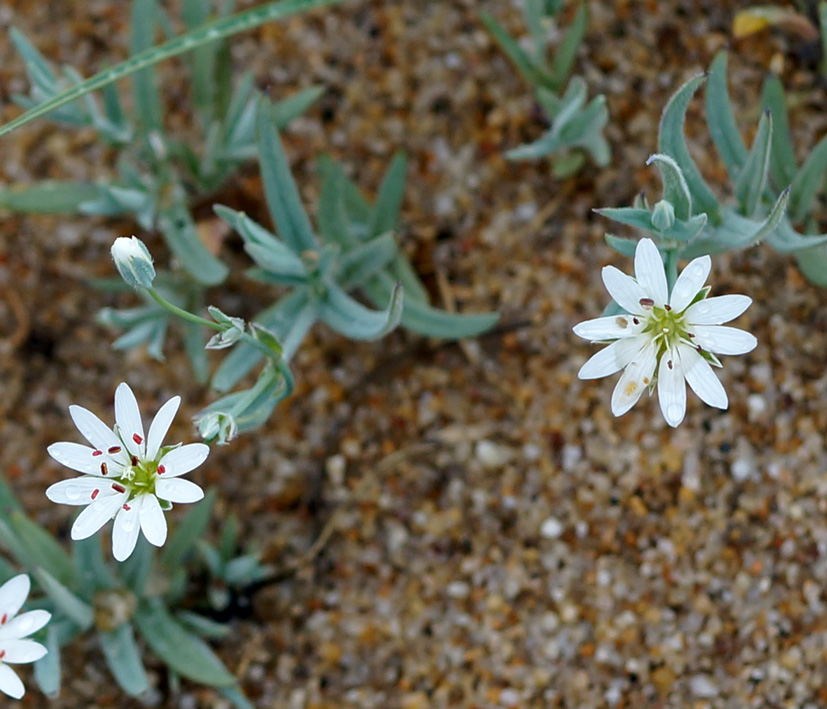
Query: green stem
147 288 218 330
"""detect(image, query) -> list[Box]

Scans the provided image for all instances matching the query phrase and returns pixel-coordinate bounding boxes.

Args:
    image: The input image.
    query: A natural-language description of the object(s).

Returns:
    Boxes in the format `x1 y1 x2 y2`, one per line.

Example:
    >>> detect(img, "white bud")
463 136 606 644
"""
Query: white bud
111 236 156 289
651 199 676 232
195 411 238 445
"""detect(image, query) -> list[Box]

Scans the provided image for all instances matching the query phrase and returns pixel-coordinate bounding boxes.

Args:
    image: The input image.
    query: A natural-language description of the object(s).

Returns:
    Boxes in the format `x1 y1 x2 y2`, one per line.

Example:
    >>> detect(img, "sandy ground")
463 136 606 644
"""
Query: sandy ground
2 0 827 707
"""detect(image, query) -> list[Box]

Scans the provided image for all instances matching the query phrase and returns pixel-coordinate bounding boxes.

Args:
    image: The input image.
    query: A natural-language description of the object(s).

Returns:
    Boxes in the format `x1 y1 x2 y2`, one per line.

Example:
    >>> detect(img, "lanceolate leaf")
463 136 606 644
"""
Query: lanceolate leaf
319 282 404 340
658 73 719 218
99 624 151 697
130 0 163 132
760 75 798 190
706 51 748 179
789 133 827 223
646 154 692 221
157 202 229 285
734 109 772 218
0 181 101 214
479 11 554 91
35 568 94 631
550 2 587 90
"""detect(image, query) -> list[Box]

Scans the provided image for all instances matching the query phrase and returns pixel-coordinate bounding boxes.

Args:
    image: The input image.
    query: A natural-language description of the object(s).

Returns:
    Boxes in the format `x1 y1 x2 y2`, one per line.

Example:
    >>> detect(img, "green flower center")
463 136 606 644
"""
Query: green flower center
117 458 160 499
643 304 689 355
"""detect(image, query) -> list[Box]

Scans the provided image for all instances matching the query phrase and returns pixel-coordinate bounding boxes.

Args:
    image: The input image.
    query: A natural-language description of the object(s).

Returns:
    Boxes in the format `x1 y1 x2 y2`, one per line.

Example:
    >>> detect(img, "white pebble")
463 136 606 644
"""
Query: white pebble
689 674 718 698
540 517 564 539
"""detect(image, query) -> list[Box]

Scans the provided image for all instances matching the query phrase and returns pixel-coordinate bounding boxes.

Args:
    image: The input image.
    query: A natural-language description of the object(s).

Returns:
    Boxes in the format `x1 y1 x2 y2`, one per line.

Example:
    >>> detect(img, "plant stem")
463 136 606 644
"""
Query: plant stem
665 249 679 293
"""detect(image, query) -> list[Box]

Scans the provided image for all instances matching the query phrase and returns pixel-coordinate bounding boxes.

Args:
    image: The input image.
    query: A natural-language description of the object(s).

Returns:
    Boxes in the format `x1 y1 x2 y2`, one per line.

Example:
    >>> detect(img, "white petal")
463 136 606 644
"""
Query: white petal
47 442 113 475
157 443 210 478
670 254 711 312
610 340 658 416
572 315 643 342
678 343 728 409
69 405 121 452
634 238 668 305
46 477 112 506
0 664 24 699
690 325 757 356
0 576 29 621
155 478 204 504
578 336 648 380
139 495 168 547
115 383 145 458
112 496 142 562
658 347 687 427
601 265 649 314
71 490 127 541
686 294 751 325
146 396 181 461
0 639 47 664
0 611 51 642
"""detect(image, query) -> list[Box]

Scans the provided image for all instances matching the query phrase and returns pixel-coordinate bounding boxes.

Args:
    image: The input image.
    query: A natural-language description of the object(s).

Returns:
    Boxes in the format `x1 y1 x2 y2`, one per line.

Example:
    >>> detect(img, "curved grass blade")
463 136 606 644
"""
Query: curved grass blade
0 0 348 140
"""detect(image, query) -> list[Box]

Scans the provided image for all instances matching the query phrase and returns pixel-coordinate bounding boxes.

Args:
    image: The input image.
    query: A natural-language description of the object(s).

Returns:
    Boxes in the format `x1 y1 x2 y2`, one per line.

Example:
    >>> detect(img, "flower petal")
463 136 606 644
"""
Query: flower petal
71 490 127 541
601 265 649 314
0 576 29 621
0 664 24 699
69 405 121 453
634 238 668 305
146 396 181 461
678 343 728 409
0 611 51 642
572 315 643 342
155 478 205 504
658 346 687 427
686 294 751 325
578 336 648 380
112 496 142 562
115 383 145 458
611 340 658 416
669 254 711 312
690 325 757 356
157 443 209 478
0 639 48 664
46 477 110 506
139 494 167 547
47 442 112 475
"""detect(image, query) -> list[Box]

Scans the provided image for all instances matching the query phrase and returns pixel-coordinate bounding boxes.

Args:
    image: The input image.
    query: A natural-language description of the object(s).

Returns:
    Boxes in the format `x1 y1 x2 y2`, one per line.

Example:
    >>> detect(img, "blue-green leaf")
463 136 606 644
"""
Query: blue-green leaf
35 568 94 631
734 109 772 218
550 2 587 90
157 202 229 285
99 624 150 697
760 75 797 190
646 154 692 221
789 133 827 223
706 51 748 179
338 232 398 288
160 490 216 573
320 282 403 340
33 624 62 698
10 511 75 587
0 181 101 214
130 0 163 131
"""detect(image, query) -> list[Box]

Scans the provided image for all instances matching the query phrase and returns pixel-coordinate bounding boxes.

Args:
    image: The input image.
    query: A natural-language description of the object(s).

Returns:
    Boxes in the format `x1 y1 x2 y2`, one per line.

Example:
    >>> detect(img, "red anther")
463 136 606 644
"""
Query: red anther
131 456 139 467
157 465 165 475
108 446 122 454
100 462 108 476
123 504 131 511
111 483 126 493
0 650 5 659
664 304 672 311
91 489 100 500
667 360 673 370
0 614 7 625
132 433 143 445
639 298 655 308
632 317 640 325
92 450 103 457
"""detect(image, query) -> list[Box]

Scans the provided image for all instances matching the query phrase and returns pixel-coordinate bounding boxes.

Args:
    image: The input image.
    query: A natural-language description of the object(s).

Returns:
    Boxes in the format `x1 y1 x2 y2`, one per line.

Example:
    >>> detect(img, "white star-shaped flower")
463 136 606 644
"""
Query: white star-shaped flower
0 574 51 699
573 238 757 427
46 383 209 561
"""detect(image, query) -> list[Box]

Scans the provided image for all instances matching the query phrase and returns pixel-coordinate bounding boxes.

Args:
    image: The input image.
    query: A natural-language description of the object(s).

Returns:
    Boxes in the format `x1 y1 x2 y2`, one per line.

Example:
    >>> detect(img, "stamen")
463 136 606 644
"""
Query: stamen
123 503 131 511
108 446 122 454
0 649 5 659
688 332 695 338
0 614 7 625
132 433 143 445
664 304 672 311
131 455 139 467
111 483 126 493
639 298 654 308
91 489 100 500
632 317 640 325
100 462 108 476
667 360 673 370
157 465 166 475
92 450 103 457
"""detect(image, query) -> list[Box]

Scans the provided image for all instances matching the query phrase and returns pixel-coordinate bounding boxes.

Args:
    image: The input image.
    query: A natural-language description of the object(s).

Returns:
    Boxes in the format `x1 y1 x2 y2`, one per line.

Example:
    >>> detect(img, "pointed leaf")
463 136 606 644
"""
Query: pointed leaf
272 85 325 128
550 2 587 90
734 109 772 217
789 133 827 223
10 510 75 587
159 490 216 572
646 154 692 220
338 232 398 288
35 568 94 631
0 181 101 214
368 153 407 238
706 51 748 178
33 624 61 698
99 624 150 697
157 202 229 285
604 233 639 257
479 11 555 91
760 74 797 190
320 282 403 340
130 0 163 131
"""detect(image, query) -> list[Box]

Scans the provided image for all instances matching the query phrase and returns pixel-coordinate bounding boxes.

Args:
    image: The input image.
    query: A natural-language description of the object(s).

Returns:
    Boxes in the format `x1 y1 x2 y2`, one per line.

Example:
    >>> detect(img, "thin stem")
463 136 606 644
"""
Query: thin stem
147 288 219 330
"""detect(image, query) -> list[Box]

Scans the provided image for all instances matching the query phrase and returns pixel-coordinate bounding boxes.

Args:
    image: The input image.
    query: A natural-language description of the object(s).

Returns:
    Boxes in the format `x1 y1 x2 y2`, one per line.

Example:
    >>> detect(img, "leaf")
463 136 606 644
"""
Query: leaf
605 233 639 257
319 282 404 340
99 624 150 697
706 50 748 179
35 568 94 631
256 98 318 252
760 74 797 191
0 0 350 140
479 11 554 91
646 154 692 221
157 202 229 286
135 599 237 687
0 473 23 515
338 232 399 288
176 610 231 639
789 133 827 223
272 85 325 128
118 536 154 597
793 243 827 286
550 2 587 90
367 152 407 238
0 181 101 214
33 624 62 698
595 207 654 232
73 536 117 598
10 510 75 587
315 155 372 225
734 109 772 218
317 165 360 249
130 0 163 131
657 72 719 218
220 685 257 709
160 490 216 572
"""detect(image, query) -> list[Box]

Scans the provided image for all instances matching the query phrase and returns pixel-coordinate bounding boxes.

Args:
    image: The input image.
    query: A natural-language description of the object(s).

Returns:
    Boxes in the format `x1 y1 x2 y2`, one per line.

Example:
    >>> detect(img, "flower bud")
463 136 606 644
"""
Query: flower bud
651 199 676 232
195 411 238 446
111 236 155 289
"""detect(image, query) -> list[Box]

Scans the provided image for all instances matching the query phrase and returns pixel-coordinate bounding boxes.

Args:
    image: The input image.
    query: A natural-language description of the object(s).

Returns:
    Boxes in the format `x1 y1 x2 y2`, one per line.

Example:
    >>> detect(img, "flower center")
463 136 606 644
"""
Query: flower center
117 458 159 499
643 304 690 354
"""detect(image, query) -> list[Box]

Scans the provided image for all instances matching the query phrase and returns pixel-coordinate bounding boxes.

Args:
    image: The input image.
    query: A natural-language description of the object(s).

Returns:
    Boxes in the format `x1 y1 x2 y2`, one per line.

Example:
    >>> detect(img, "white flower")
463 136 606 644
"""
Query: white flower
573 238 757 427
0 575 51 699
46 383 209 562
111 236 155 289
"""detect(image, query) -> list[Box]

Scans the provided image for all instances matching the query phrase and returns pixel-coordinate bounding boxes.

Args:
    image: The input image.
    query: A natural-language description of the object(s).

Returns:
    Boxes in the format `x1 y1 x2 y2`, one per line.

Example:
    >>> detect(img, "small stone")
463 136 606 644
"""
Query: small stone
475 439 514 468
446 581 470 599
540 516 564 539
689 674 718 698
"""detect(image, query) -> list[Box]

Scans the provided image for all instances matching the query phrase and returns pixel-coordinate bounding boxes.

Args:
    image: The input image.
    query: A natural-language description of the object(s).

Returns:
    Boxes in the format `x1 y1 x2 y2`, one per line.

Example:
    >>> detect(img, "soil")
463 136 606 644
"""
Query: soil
2 0 827 707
